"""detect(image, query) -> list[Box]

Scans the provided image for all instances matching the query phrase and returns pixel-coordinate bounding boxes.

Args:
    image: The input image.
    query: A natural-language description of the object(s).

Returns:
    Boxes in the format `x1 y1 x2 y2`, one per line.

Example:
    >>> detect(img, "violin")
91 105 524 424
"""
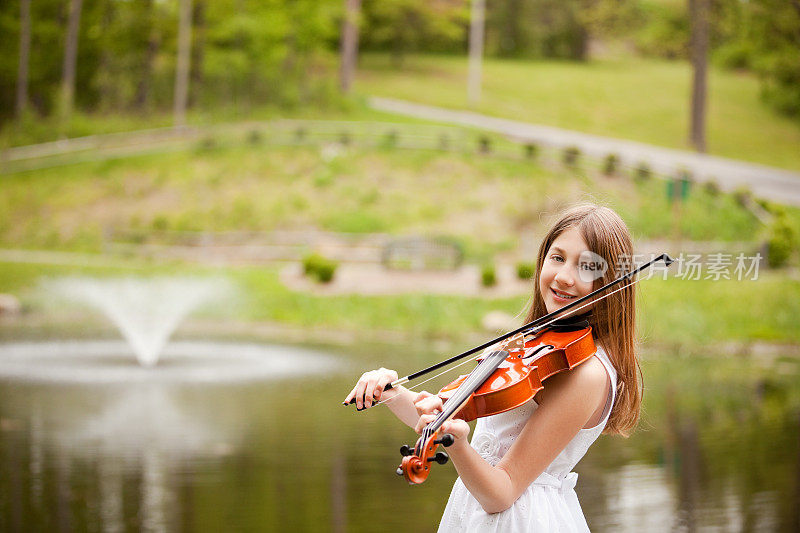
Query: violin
345 253 672 485
401 320 596 484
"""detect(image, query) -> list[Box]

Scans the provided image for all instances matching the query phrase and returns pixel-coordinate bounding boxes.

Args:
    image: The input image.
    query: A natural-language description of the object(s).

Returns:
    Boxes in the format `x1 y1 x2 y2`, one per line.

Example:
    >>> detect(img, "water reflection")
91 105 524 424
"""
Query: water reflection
0 344 798 532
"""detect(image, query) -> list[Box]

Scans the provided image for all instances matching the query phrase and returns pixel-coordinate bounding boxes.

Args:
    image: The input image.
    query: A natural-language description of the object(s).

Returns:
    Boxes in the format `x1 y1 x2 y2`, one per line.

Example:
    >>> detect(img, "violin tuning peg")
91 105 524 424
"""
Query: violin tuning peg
434 433 455 447
400 444 414 457
427 451 449 465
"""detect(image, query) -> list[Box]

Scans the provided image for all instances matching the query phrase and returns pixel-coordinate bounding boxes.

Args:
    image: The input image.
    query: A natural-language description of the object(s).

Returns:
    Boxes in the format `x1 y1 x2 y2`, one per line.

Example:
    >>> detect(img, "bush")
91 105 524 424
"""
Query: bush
766 216 796 268
516 262 534 280
481 264 497 287
563 146 580 167
524 143 538 160
602 153 619 176
703 179 721 197
634 162 652 182
247 129 263 145
732 186 753 208
302 253 338 283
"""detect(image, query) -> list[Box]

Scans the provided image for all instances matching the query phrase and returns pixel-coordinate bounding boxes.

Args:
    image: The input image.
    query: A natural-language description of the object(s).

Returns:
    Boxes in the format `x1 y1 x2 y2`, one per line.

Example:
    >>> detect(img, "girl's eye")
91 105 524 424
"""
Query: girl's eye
550 254 564 262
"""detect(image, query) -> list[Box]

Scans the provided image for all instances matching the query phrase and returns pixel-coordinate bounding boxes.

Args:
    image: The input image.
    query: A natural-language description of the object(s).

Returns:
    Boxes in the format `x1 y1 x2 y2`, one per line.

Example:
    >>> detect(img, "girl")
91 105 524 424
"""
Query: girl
344 203 641 532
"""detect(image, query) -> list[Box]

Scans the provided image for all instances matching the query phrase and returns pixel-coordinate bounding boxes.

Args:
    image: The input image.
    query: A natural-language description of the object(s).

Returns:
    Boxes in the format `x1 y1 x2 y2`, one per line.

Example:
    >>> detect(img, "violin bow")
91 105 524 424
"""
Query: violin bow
344 253 673 407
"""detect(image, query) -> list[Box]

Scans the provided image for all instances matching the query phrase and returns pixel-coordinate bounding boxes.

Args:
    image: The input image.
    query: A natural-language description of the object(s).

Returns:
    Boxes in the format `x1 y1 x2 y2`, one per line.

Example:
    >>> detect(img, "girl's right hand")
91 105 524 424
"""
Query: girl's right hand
343 368 398 410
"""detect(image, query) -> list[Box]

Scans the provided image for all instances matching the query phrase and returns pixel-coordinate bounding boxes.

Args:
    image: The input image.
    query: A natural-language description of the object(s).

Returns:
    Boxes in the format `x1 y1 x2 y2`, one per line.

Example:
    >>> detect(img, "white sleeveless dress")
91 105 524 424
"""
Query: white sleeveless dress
437 347 618 533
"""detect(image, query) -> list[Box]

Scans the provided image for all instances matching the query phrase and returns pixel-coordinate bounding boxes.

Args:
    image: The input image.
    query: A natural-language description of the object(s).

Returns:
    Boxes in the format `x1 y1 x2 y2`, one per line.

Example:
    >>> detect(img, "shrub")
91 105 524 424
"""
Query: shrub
703 179 721 196
732 186 753 208
602 153 619 176
481 264 497 287
302 252 338 283
478 136 492 154
563 146 580 167
767 216 796 268
524 144 538 160
382 129 399 148
247 129 263 145
634 162 652 182
516 262 534 280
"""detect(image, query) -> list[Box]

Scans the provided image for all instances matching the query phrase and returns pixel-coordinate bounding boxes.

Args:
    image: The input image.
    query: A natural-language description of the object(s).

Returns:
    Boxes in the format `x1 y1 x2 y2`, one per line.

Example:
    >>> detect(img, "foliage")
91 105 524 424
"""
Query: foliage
485 0 589 60
748 0 800 119
602 153 619 176
481 263 497 287
0 0 341 122
766 215 796 268
516 262 534 280
562 145 580 167
360 0 468 63
302 252 338 283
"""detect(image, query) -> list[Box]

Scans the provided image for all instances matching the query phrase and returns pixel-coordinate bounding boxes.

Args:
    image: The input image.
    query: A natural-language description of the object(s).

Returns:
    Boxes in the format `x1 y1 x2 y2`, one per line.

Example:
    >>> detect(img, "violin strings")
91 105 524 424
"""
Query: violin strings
373 276 642 408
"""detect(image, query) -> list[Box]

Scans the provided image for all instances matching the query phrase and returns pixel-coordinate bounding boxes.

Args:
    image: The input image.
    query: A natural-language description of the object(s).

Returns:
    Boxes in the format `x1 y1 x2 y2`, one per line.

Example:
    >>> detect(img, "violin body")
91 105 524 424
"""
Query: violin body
399 326 597 484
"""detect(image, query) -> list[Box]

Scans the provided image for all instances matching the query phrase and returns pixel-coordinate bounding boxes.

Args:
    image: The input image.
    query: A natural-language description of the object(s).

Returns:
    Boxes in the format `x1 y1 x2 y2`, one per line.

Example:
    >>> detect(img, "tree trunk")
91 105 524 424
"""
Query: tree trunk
689 0 708 153
174 0 193 127
134 0 158 110
60 0 84 126
16 0 31 117
468 0 486 105
339 0 361 94
190 0 206 107
97 0 115 110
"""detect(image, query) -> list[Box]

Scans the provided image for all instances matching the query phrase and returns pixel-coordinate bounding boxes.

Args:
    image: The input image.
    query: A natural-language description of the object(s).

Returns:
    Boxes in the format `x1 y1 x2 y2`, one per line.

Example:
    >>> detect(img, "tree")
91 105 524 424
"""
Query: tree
467 0 485 104
339 0 361 93
689 0 709 152
174 0 193 126
16 0 31 117
750 0 800 119
59 0 84 126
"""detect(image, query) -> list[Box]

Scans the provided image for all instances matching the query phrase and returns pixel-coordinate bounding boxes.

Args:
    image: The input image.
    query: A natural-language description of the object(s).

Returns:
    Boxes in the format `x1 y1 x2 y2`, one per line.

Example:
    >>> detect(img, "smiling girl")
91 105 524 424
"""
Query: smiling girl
344 203 640 532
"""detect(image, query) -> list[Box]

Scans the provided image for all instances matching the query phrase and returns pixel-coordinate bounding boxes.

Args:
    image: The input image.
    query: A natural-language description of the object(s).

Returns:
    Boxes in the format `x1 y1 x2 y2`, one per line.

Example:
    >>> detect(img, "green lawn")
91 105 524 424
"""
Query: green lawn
0 142 783 254
2 260 799 349
356 54 800 172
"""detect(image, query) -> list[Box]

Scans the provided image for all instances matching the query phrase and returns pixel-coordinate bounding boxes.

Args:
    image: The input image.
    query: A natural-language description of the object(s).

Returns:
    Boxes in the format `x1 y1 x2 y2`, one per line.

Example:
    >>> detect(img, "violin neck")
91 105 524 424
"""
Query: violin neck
423 349 509 442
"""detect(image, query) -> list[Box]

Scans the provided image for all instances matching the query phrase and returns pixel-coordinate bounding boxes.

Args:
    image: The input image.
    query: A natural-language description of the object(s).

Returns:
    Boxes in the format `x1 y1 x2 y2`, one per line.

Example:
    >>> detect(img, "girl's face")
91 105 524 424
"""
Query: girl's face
539 227 597 314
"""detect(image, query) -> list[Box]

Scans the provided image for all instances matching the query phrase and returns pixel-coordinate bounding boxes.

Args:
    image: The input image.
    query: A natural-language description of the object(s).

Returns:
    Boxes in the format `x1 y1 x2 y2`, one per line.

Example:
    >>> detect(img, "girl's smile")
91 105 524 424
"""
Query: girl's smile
539 227 596 314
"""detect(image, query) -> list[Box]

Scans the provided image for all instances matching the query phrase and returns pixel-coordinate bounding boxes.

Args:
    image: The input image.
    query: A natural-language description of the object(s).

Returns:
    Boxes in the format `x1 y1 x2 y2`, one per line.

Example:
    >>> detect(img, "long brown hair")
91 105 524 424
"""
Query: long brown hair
525 203 640 436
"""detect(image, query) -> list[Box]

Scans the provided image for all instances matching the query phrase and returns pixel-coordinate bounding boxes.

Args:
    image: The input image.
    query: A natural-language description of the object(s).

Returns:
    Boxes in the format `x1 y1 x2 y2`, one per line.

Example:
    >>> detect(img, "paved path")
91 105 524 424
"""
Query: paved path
370 97 800 206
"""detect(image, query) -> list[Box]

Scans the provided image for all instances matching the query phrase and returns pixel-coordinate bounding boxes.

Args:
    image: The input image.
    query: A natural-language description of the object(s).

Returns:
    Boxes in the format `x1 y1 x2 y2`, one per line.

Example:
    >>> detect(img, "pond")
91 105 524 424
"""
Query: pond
0 340 797 532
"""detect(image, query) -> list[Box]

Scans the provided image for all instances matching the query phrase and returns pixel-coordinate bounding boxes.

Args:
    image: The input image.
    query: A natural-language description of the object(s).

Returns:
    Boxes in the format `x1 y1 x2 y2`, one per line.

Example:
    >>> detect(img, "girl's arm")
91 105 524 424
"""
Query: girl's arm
343 368 420 428
415 356 609 513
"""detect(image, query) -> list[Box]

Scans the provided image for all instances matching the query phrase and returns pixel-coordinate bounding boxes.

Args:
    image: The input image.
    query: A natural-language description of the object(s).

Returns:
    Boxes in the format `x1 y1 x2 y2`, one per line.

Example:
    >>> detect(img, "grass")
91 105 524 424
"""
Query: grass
356 54 800 171
2 259 800 348
3 141 796 256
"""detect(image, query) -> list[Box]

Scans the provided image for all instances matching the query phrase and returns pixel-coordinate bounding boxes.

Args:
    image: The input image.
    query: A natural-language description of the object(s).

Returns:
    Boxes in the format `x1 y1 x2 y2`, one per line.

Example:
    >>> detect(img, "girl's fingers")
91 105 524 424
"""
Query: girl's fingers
374 377 391 402
414 394 443 416
363 377 380 408
415 413 436 434
353 379 368 410
343 385 358 404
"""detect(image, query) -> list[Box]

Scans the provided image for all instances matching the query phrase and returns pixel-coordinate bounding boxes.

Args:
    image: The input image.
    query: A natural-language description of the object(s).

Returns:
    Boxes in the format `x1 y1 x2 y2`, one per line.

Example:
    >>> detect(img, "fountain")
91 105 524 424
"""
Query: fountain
0 276 340 383
51 277 229 367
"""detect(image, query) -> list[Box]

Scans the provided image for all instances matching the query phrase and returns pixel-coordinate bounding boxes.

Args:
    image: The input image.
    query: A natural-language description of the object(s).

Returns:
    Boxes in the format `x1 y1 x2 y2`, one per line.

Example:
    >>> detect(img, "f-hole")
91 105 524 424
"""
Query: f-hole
522 344 554 361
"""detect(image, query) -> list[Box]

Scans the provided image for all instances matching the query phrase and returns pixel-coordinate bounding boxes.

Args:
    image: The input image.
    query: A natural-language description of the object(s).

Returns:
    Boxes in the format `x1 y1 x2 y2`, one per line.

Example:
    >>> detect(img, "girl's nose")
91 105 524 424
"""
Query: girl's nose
554 267 576 286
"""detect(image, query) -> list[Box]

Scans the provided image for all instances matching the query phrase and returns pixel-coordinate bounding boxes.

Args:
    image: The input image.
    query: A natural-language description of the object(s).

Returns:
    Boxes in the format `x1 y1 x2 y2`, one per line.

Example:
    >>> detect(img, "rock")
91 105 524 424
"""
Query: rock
0 294 21 317
481 310 516 332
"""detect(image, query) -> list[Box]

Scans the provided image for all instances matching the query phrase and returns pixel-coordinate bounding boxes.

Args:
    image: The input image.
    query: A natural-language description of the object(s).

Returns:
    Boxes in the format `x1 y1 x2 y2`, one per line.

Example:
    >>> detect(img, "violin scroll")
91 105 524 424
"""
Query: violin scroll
397 429 455 484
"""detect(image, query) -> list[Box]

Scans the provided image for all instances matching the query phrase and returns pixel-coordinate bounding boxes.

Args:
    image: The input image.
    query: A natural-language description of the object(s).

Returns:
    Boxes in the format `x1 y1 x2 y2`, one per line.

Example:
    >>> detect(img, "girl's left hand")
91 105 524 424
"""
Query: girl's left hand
413 391 471 443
